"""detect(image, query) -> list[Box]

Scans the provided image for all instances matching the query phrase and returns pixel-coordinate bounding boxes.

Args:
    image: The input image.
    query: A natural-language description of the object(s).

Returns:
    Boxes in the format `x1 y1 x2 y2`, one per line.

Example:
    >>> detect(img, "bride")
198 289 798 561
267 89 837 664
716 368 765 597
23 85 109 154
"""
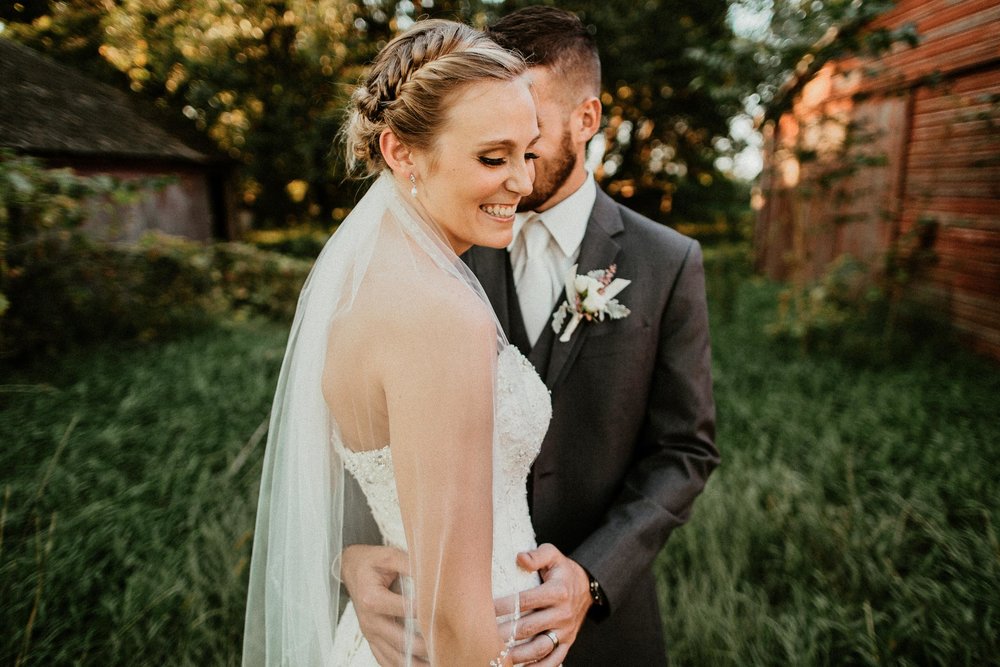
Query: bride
242 19 551 666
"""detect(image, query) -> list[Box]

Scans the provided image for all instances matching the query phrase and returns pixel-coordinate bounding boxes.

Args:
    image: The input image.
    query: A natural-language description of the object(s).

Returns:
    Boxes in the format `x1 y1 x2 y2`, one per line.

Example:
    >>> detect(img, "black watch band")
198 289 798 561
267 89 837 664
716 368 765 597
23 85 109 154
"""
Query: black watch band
587 571 605 607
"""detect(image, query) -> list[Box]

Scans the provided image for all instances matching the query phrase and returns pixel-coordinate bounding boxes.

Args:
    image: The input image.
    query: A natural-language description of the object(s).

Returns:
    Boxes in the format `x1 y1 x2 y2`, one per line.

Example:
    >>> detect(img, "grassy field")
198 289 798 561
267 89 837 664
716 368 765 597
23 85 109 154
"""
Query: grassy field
1 321 288 666
2 281 997 665
658 283 999 665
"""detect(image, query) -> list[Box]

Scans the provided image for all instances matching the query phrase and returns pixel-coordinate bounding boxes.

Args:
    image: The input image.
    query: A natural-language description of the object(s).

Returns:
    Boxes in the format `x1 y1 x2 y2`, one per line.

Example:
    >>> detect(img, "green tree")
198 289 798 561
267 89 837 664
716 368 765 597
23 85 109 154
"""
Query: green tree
6 1 393 226
501 0 744 228
725 0 918 120
5 0 750 230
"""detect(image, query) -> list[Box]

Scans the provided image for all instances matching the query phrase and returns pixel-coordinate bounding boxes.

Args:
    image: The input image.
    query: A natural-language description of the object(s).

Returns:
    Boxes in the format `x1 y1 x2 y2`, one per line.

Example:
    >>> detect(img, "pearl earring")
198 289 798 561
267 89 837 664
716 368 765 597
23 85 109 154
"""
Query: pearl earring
409 173 417 198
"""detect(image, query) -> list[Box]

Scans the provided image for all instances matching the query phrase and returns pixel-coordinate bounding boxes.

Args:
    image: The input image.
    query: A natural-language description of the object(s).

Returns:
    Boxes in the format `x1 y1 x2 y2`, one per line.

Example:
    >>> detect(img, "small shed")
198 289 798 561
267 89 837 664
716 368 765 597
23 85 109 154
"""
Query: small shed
0 37 238 241
755 0 1000 359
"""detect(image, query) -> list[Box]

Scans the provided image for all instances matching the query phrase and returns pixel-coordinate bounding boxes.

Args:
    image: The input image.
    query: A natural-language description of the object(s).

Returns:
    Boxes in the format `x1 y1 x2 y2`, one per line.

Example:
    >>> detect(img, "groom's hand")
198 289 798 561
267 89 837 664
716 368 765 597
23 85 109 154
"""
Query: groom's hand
340 544 428 664
495 543 592 666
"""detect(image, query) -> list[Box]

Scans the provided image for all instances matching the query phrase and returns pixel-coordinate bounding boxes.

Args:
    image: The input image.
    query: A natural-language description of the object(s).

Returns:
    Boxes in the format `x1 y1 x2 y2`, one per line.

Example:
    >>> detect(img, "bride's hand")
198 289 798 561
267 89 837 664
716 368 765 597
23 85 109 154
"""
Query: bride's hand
495 543 591 665
341 544 429 664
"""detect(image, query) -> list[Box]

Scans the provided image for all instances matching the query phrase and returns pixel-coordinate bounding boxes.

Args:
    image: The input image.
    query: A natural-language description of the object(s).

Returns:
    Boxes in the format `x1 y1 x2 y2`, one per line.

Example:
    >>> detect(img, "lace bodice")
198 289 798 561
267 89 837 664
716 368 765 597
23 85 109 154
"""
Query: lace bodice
336 345 551 598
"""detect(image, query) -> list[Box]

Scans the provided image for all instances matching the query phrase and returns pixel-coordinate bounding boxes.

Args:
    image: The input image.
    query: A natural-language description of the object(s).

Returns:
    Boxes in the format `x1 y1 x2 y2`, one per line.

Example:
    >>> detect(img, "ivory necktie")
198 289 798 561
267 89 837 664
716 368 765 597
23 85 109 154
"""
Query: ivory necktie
514 215 556 346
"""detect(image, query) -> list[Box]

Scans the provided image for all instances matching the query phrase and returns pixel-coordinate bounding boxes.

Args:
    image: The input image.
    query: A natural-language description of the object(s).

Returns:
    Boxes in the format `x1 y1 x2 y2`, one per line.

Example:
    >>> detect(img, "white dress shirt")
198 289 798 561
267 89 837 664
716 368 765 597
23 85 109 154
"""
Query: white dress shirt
509 174 597 345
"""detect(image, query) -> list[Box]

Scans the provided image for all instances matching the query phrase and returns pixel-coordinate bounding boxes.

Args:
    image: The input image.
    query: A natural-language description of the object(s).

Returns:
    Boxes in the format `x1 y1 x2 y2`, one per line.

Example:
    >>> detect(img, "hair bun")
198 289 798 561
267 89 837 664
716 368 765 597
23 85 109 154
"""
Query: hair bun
353 85 382 122
341 19 524 176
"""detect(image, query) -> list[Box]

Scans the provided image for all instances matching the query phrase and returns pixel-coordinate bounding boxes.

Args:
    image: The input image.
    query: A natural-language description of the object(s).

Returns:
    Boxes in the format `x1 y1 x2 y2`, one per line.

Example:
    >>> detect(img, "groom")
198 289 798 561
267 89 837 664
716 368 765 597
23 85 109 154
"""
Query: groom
341 7 718 665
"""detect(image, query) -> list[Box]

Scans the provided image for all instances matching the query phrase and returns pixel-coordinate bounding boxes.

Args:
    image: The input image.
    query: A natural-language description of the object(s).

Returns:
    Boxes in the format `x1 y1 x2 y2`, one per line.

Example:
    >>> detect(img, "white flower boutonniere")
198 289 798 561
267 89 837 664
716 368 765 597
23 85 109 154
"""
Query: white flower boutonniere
551 263 631 342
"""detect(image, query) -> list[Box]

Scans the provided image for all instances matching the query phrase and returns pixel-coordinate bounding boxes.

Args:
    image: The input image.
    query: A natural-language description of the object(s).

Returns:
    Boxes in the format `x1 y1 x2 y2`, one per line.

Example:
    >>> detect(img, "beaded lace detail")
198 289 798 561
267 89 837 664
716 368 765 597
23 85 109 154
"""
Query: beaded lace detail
334 345 551 597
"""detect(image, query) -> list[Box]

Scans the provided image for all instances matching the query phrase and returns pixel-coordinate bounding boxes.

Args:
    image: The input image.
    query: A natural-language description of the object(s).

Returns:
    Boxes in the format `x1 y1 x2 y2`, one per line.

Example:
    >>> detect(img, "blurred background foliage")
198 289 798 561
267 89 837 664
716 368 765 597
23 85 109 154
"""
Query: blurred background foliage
0 0 913 233
3 3 999 665
0 151 311 361
0 0 925 364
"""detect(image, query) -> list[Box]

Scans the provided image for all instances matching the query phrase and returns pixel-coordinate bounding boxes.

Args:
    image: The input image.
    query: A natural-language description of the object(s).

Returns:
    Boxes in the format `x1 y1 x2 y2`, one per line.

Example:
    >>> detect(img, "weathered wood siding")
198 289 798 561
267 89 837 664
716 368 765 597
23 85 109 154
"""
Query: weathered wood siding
0 38 238 242
756 0 1000 359
904 68 1000 359
73 163 219 243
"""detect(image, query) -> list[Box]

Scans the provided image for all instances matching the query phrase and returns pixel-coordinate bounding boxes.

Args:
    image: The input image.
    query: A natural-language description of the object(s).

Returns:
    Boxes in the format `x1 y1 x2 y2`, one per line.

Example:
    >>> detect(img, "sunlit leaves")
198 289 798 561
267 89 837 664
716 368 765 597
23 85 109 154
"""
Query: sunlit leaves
526 0 741 224
89 0 379 223
6 0 750 227
726 0 902 115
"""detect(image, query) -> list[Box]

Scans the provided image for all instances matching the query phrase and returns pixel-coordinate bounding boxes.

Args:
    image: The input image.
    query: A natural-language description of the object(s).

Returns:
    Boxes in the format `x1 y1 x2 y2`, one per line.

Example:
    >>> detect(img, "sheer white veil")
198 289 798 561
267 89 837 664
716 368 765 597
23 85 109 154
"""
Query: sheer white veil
241 171 509 665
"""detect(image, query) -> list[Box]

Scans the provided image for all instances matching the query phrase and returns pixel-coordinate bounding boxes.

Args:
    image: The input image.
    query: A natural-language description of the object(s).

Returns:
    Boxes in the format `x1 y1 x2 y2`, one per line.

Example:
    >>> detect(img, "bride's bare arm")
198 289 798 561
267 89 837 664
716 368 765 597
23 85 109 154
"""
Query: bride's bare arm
380 290 507 666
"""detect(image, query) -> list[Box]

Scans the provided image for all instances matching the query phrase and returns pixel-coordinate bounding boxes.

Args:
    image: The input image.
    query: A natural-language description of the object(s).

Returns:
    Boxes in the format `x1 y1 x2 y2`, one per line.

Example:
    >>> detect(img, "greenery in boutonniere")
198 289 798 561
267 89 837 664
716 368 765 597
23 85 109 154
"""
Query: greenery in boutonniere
551 263 631 342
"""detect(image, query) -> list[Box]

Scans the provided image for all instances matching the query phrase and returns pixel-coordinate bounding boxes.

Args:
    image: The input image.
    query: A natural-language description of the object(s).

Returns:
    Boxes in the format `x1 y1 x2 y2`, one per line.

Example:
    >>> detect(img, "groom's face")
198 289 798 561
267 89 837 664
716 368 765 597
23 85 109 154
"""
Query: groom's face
518 66 578 213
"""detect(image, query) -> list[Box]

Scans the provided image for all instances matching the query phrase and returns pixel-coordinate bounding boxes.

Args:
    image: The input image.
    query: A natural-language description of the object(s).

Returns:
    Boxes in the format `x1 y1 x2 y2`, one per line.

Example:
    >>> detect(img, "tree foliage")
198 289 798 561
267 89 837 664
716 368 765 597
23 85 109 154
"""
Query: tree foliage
7 1 396 225
5 0 751 228
511 0 743 224
725 0 918 119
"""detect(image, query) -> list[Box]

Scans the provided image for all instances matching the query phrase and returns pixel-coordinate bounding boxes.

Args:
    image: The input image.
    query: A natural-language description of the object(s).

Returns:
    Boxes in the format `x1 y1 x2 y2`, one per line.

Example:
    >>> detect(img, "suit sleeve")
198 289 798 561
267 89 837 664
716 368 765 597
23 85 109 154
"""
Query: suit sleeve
341 472 382 548
570 239 719 616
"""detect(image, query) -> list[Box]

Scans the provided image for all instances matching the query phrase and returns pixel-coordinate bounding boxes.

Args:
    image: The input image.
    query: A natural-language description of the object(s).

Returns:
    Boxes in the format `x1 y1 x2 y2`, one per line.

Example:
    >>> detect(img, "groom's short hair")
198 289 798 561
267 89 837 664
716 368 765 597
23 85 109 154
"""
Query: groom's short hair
487 6 601 105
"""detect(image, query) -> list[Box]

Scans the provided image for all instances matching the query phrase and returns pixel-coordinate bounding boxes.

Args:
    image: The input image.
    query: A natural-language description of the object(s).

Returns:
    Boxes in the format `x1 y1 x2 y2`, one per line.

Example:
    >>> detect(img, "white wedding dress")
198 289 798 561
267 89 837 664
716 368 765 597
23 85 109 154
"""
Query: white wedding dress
241 174 547 665
331 345 552 665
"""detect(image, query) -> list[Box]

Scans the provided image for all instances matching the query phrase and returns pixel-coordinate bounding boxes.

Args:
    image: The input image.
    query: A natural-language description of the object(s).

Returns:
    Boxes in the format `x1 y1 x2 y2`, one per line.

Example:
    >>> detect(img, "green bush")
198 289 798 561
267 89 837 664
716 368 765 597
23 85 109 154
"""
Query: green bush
765 254 866 348
1 151 313 362
765 251 949 364
3 232 311 361
209 240 313 321
3 232 220 358
244 226 332 261
2 151 138 322
765 217 943 364
702 242 753 322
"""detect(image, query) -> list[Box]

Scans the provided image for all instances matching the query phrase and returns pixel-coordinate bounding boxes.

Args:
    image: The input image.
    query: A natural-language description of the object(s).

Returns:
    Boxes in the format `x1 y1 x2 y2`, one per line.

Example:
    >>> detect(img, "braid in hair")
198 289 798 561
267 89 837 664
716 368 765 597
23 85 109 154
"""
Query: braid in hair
342 20 525 176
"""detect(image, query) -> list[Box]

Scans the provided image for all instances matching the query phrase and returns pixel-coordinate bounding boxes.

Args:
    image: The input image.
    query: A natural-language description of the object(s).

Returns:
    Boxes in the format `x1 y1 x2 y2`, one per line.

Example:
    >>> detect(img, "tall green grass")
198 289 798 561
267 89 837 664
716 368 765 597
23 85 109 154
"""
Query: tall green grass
2 282 997 665
1 321 288 666
658 281 1000 665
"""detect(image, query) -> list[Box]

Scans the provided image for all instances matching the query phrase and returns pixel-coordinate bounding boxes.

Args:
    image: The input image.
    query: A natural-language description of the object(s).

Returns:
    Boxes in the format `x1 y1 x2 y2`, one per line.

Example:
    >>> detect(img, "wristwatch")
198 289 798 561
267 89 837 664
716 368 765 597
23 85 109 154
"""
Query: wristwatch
586 571 606 607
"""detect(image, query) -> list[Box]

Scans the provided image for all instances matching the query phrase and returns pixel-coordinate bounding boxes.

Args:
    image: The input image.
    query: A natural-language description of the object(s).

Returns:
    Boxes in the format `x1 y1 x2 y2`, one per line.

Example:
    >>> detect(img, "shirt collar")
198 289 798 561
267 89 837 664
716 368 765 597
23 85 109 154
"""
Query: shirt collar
510 173 596 257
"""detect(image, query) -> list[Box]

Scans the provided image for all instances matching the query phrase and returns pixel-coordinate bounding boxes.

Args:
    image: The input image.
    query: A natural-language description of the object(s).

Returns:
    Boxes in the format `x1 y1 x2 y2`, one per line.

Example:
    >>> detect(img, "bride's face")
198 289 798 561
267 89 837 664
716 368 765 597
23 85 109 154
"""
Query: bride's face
411 77 539 255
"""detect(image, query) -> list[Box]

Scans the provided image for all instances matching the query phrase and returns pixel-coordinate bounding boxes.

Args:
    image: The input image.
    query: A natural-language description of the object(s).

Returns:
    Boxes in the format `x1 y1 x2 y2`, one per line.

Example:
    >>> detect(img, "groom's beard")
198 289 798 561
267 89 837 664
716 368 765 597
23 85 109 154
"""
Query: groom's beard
519 127 576 212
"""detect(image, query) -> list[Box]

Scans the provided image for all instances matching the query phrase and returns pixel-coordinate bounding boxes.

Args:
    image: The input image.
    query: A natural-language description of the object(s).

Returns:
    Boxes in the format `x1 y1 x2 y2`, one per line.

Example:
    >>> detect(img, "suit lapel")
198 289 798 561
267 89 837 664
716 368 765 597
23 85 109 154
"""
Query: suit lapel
466 246 532 356
543 190 624 390
504 256 532 356
467 246 512 339
528 307 555 373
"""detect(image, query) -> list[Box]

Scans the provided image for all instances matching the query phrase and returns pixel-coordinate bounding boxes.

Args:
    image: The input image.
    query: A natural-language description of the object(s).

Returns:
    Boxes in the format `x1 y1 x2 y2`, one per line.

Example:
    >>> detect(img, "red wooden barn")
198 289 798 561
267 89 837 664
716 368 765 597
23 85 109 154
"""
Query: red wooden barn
755 0 1000 359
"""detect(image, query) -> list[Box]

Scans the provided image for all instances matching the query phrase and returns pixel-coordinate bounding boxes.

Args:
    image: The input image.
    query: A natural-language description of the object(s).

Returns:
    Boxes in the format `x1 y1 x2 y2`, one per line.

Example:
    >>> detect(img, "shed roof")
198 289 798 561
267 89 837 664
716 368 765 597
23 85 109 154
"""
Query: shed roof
0 37 215 164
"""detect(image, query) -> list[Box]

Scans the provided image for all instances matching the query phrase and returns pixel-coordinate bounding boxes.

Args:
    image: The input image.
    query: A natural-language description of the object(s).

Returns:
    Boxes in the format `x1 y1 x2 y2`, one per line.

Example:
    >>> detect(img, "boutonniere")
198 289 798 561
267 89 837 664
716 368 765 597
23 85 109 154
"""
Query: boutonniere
551 263 631 342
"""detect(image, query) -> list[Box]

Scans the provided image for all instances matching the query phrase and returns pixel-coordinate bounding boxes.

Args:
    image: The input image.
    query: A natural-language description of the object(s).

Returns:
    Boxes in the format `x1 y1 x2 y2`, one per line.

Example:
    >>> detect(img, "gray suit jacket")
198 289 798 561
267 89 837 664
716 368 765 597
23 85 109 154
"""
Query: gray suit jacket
464 188 719 665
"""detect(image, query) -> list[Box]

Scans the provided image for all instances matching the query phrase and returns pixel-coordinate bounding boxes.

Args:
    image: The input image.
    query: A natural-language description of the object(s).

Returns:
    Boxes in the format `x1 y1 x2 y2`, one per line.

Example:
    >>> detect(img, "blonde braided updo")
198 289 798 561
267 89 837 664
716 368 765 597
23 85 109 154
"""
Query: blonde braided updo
344 19 526 176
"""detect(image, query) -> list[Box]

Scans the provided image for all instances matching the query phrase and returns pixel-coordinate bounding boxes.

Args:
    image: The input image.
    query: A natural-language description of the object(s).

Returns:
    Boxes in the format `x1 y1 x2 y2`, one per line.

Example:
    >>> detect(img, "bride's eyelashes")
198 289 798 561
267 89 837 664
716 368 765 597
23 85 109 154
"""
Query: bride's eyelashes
478 152 540 167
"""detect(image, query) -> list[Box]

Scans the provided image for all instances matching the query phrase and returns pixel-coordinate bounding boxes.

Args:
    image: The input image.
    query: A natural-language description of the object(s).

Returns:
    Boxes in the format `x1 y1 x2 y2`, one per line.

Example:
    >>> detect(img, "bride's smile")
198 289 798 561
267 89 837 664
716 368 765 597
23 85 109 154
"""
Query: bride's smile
480 202 518 221
403 76 540 255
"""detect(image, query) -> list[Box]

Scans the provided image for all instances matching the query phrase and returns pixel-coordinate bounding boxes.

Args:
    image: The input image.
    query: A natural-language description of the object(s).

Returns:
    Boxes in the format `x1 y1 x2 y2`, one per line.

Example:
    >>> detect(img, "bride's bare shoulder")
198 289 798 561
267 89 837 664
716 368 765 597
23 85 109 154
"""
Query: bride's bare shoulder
362 249 494 343
398 273 495 342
